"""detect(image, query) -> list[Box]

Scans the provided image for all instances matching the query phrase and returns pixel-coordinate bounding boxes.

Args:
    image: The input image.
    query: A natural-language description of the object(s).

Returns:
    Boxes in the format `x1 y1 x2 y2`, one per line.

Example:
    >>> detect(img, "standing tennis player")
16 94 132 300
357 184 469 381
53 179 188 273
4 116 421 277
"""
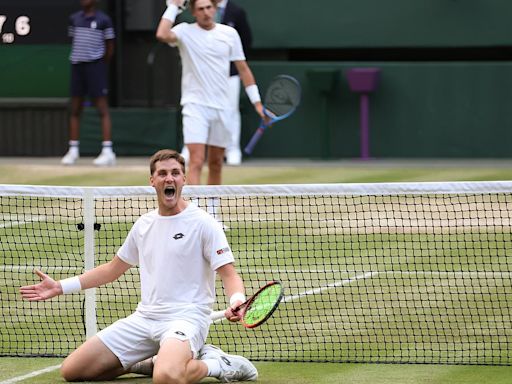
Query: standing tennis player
156 0 265 185
20 149 258 383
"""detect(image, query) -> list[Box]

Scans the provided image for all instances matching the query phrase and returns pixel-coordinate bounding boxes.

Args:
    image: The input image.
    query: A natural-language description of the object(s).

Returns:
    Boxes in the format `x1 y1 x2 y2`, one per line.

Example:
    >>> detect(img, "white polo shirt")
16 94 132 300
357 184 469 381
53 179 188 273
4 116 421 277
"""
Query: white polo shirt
117 203 234 319
170 22 246 109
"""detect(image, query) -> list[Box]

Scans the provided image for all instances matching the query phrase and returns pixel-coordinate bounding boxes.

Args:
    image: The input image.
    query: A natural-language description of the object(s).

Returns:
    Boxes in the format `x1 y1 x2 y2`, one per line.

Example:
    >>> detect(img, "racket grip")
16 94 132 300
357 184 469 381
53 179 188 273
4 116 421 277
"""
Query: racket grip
210 310 226 321
244 127 265 155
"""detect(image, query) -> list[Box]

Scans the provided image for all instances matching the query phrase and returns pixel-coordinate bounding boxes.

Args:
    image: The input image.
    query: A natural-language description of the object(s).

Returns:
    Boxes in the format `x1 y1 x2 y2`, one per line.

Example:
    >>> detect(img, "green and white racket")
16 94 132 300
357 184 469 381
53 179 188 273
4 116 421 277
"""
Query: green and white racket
210 281 284 328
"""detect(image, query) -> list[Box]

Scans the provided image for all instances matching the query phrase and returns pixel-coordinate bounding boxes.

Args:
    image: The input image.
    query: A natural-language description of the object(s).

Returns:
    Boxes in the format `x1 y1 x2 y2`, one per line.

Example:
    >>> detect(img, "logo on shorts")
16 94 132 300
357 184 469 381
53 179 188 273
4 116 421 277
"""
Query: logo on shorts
173 233 185 240
175 331 186 336
216 247 230 255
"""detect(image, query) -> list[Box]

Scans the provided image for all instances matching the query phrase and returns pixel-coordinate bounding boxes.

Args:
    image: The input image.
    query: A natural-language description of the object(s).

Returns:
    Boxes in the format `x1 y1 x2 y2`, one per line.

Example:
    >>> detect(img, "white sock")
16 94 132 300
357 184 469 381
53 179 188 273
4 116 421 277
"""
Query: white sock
68 141 79 155
203 358 221 377
101 141 114 154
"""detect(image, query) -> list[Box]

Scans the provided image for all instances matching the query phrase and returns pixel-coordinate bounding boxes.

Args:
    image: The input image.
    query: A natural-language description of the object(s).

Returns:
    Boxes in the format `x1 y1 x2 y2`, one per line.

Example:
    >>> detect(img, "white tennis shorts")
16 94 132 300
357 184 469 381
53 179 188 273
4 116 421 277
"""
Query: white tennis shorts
96 312 208 368
182 103 231 148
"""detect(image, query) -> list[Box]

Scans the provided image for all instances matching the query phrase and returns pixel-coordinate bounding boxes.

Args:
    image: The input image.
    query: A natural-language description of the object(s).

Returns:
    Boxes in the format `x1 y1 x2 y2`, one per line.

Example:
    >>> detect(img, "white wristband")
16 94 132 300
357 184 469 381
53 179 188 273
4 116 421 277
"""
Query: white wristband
245 85 261 104
162 4 180 22
60 276 82 294
229 292 246 306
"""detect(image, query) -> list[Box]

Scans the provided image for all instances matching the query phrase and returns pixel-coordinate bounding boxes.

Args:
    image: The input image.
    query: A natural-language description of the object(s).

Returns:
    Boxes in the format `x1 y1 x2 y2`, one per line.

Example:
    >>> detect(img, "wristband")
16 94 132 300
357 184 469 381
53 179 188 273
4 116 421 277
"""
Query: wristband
162 4 180 22
245 85 261 104
167 0 188 10
229 292 246 306
60 276 82 294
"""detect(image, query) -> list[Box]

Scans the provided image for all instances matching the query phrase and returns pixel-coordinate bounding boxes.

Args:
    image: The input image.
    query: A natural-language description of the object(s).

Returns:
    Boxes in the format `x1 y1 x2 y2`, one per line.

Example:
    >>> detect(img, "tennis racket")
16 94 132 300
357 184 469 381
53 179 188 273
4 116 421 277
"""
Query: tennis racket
244 75 301 155
210 281 284 328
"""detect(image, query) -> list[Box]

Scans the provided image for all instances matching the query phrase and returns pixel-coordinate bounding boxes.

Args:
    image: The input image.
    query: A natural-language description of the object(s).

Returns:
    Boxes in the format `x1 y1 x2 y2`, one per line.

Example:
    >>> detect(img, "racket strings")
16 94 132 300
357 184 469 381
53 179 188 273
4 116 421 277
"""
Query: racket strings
265 77 301 117
243 283 283 326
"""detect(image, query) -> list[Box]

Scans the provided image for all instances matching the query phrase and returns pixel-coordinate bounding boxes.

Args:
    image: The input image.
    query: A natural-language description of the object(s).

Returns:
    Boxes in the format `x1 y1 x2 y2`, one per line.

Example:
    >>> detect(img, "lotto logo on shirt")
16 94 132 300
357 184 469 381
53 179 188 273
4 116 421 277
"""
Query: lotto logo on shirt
216 247 230 255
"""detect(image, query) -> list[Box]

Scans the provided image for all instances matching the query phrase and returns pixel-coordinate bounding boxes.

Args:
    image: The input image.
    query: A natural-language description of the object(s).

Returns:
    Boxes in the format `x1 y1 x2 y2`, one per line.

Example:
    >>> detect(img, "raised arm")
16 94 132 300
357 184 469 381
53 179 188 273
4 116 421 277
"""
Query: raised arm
20 255 131 301
156 0 186 44
156 17 178 44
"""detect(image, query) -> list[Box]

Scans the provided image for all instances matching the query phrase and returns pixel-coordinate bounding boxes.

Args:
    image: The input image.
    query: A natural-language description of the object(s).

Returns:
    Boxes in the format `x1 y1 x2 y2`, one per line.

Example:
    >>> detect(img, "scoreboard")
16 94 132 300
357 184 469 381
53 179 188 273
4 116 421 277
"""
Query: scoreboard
0 0 78 44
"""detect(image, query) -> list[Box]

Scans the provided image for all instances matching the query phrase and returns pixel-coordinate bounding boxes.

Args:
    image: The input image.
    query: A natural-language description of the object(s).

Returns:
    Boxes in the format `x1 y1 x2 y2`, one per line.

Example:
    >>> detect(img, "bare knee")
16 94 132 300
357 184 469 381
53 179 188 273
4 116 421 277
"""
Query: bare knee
153 370 185 384
208 156 223 173
60 360 81 382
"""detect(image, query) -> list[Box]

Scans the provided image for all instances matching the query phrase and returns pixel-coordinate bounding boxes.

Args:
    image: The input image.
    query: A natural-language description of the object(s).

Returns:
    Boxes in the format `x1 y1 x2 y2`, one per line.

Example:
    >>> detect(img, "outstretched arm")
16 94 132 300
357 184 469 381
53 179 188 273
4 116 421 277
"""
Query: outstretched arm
20 255 132 301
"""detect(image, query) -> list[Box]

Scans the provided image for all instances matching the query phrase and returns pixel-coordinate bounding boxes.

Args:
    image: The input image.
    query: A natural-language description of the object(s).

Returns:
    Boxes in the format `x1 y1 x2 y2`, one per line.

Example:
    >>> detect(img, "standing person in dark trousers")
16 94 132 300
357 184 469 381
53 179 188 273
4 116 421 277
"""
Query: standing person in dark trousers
180 0 253 166
61 0 116 166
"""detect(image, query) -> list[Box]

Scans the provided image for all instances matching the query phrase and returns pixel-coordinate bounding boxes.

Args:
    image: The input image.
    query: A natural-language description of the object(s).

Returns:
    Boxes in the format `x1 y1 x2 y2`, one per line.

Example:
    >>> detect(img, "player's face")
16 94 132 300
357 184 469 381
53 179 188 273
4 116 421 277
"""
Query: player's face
150 158 187 216
80 0 96 9
192 0 216 30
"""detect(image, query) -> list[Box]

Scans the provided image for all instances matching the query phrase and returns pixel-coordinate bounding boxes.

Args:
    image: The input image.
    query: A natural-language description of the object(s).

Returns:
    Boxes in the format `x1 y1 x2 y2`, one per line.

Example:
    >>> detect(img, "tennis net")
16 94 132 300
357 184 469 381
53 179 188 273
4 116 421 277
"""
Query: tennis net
1 182 511 365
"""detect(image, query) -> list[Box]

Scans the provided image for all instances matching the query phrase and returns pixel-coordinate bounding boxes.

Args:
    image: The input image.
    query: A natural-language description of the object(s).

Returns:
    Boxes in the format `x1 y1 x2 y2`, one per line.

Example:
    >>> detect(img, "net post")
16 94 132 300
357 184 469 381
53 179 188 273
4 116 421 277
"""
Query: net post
83 188 97 338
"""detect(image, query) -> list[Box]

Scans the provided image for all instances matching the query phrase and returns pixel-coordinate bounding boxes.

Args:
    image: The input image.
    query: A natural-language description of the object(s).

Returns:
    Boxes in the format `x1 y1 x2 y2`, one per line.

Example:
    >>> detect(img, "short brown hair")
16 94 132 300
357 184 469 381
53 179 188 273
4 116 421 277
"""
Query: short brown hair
190 0 216 11
149 149 185 175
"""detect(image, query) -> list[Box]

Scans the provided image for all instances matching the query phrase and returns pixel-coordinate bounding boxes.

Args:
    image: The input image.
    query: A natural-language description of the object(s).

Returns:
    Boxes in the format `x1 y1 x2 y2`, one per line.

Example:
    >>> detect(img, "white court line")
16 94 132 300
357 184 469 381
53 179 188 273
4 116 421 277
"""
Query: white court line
281 271 379 302
236 268 512 278
0 364 61 384
0 265 82 272
0 215 46 229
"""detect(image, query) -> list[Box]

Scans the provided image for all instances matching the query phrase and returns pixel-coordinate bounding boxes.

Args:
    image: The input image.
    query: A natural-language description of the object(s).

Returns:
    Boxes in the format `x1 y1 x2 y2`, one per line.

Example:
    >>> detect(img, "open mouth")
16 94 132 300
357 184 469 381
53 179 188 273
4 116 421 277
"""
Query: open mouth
164 186 176 198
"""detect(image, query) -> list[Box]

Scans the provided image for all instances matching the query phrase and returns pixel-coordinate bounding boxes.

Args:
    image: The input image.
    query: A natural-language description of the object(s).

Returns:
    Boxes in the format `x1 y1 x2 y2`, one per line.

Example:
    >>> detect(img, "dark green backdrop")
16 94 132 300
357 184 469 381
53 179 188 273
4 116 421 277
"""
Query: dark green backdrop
1 1 512 158
241 0 512 48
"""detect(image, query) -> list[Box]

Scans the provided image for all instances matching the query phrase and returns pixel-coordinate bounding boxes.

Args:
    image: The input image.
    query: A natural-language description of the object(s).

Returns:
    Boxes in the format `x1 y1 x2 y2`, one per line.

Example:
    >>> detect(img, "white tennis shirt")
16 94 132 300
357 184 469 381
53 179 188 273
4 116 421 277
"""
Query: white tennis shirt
171 22 246 109
117 203 234 319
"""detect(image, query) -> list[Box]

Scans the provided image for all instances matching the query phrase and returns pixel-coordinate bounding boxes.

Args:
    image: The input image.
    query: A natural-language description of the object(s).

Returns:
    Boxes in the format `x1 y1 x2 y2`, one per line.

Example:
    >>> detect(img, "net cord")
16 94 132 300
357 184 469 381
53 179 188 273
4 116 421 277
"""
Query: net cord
3 180 512 198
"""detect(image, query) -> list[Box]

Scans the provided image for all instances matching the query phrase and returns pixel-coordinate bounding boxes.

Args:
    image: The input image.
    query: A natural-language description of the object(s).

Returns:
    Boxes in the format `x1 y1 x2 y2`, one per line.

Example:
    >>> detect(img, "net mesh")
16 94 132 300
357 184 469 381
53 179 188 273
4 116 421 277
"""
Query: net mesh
1 183 511 365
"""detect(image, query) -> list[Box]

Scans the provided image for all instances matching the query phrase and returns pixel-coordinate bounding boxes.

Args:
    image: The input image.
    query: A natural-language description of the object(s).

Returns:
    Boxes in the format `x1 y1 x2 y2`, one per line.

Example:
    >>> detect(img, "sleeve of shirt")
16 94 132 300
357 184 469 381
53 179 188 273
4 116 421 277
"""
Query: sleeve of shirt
204 220 235 271
117 221 140 266
229 29 246 62
169 23 185 47
103 15 115 40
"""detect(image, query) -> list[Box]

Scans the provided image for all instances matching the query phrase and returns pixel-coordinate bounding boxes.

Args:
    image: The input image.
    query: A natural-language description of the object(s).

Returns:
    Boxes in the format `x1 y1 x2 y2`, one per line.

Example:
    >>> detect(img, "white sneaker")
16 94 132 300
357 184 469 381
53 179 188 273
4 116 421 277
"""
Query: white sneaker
198 344 258 382
61 150 79 165
93 152 116 166
225 149 242 166
128 356 155 376
180 146 189 165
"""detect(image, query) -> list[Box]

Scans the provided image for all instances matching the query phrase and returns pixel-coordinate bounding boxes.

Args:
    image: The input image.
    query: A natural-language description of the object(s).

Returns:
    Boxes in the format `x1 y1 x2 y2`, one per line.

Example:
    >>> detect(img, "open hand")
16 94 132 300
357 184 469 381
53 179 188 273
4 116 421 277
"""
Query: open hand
19 270 62 301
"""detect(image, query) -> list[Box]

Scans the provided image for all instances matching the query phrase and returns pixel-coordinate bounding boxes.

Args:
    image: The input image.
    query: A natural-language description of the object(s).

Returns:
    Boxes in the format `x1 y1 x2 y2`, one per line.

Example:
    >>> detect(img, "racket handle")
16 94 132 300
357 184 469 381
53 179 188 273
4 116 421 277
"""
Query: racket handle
210 310 226 321
244 127 265 155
